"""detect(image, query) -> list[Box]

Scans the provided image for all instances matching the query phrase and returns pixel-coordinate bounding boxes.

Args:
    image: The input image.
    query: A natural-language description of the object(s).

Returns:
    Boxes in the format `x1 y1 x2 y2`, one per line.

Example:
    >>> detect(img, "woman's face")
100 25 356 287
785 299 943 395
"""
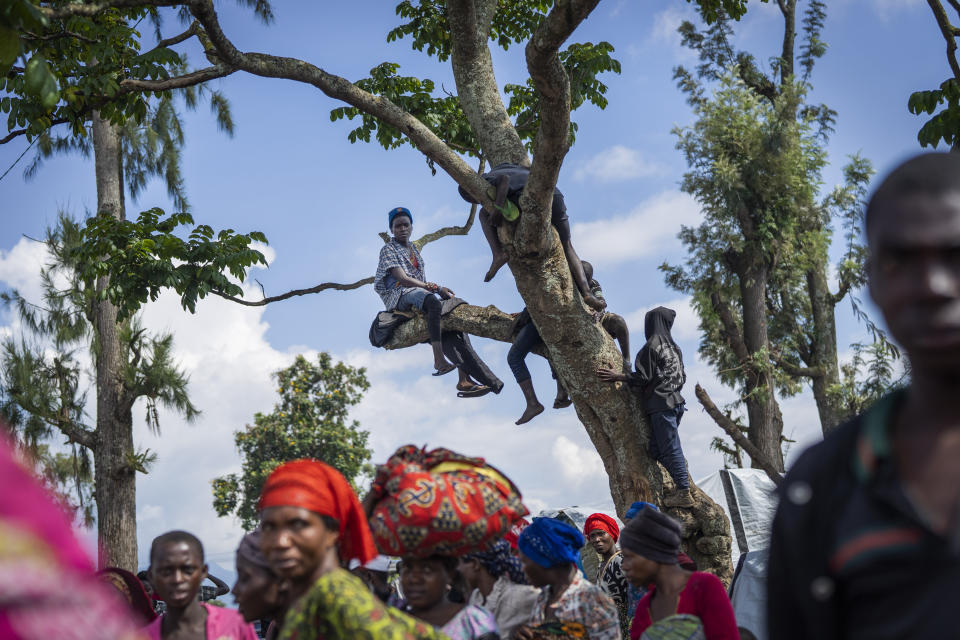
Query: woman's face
391 215 412 243
456 557 482 591
399 557 450 611
621 548 659 586
259 506 339 582
232 557 284 623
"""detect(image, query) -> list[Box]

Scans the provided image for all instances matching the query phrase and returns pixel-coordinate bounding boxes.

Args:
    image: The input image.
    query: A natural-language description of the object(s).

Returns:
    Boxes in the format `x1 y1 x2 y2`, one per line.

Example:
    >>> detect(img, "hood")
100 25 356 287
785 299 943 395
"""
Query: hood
644 306 676 341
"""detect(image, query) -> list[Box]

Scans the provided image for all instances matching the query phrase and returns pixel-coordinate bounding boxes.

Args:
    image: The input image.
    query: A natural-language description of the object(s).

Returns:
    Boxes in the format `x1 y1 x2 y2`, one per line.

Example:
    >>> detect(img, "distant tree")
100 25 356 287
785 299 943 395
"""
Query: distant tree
664 1 895 479
0 215 199 569
212 353 372 531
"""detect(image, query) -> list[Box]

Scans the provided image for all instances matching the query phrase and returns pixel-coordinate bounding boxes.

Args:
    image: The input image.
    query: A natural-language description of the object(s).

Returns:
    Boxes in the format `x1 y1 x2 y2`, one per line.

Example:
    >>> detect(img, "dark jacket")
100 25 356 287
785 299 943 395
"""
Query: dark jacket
767 389 960 640
628 307 685 414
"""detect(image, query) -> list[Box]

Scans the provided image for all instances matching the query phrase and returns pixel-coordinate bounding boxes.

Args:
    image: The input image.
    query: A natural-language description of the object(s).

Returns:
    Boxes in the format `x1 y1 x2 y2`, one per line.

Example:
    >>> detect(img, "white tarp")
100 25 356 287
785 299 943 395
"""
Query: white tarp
696 468 778 568
697 468 779 640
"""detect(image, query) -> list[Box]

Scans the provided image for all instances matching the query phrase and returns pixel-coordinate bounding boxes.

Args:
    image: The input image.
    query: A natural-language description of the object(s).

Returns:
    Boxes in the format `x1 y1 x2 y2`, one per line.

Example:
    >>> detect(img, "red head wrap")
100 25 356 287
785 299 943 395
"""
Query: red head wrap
584 513 620 542
504 518 530 550
258 459 378 566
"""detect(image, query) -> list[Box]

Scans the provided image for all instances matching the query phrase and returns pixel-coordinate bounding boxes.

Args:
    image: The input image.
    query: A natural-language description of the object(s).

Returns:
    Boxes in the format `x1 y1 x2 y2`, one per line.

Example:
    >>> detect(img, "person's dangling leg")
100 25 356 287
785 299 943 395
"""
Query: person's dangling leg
507 322 545 424
551 193 605 311
479 208 509 282
420 293 455 375
551 365 572 409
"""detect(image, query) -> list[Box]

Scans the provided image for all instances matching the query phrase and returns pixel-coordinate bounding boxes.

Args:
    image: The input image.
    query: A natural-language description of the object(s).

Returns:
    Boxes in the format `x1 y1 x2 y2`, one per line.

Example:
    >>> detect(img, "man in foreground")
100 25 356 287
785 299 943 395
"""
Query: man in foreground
767 152 960 639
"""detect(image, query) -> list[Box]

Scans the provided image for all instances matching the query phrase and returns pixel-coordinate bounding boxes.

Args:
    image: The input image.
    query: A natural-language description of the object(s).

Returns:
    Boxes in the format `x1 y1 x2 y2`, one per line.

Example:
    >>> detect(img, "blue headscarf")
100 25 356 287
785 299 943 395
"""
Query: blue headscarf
463 539 528 584
388 206 412 227
624 501 659 521
517 517 584 568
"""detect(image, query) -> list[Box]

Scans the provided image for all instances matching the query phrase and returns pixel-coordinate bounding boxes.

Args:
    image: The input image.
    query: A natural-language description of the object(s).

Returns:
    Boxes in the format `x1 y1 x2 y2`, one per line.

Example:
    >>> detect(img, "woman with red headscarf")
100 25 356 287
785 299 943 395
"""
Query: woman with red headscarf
256 459 449 640
584 513 630 637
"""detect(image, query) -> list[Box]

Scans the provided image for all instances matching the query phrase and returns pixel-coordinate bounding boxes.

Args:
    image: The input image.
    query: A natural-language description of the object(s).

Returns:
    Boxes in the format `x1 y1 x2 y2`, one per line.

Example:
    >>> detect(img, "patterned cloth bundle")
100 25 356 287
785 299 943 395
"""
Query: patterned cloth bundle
368 445 529 557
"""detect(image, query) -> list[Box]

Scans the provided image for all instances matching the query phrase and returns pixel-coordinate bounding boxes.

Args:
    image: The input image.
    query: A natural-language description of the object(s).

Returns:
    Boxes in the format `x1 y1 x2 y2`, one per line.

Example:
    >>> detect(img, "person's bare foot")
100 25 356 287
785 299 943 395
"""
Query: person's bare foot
584 294 606 311
553 396 572 409
484 253 509 282
515 402 544 425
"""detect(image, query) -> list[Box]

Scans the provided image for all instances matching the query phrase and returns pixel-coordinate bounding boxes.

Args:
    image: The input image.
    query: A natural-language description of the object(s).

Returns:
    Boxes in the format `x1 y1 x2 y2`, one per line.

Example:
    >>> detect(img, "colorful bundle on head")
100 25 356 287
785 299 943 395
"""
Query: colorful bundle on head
367 444 529 557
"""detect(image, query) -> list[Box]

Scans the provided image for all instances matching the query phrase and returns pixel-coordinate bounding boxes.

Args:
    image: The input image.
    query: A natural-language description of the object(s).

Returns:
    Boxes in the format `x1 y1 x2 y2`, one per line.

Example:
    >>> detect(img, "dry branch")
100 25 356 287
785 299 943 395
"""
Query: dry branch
694 383 784 486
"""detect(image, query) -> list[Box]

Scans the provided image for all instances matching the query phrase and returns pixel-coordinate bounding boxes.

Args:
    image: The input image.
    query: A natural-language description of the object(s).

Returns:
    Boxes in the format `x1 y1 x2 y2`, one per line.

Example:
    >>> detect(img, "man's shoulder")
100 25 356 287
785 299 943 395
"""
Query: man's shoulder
784 412 865 485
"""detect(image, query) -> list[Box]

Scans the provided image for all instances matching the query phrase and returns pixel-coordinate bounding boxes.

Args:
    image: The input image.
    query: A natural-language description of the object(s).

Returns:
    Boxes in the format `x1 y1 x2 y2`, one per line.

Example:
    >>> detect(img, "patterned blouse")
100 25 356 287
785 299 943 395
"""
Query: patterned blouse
441 604 499 640
375 238 426 310
278 569 450 640
597 552 631 637
530 571 620 640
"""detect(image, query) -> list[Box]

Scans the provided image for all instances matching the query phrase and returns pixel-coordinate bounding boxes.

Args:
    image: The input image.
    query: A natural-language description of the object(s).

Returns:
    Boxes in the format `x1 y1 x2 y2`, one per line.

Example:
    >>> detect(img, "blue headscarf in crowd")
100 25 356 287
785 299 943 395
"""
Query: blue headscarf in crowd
624 501 659 521
518 517 585 568
463 539 528 584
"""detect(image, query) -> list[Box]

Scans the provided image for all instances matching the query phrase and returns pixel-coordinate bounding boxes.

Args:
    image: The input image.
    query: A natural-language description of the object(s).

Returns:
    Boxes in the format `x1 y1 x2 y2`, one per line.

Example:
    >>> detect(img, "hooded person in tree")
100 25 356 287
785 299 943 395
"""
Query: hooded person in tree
597 307 692 508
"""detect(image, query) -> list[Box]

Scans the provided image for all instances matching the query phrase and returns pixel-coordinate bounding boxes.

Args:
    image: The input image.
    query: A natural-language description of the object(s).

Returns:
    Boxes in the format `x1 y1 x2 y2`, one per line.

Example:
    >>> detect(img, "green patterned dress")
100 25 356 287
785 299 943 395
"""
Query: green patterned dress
279 569 450 640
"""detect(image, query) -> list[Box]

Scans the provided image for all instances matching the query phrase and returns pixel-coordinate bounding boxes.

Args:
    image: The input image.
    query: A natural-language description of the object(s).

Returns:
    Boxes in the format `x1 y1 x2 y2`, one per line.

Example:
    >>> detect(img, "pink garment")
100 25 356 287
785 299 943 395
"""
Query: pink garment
0 434 141 639
630 572 739 640
143 603 259 640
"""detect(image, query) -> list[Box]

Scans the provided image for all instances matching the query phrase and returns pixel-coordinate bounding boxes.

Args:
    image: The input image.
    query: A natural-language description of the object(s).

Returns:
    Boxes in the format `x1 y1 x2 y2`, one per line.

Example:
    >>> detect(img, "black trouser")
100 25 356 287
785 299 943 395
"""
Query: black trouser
442 332 504 393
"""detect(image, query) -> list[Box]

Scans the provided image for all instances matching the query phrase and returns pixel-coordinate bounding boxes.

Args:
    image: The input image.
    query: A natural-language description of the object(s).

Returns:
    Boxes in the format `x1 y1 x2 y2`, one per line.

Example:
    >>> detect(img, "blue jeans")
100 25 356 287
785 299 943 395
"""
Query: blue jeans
396 287 430 311
396 288 443 343
507 322 542 383
649 404 689 490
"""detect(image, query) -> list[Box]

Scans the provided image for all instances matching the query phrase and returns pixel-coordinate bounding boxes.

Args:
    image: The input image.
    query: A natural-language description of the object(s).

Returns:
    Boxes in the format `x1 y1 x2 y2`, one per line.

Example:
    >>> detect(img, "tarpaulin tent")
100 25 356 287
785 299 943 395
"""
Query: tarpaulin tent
697 468 779 640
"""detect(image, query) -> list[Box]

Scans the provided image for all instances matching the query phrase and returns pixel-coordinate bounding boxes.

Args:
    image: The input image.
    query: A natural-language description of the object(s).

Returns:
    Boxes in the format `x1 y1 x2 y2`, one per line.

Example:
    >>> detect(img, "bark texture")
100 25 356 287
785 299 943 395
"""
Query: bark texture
91 111 138 571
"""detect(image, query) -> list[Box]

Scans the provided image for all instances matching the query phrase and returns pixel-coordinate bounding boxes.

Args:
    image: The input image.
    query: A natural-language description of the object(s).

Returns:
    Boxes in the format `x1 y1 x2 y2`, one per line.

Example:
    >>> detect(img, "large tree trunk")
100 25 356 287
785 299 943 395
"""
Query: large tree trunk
739 261 785 472
805 267 847 434
436 0 734 582
91 111 138 571
384 247 734 583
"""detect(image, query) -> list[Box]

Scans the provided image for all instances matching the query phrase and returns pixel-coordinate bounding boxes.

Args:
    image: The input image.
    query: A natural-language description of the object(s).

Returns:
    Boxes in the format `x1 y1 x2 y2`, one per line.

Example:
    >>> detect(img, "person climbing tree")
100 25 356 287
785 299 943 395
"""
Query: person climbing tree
598 307 692 508
458 162 605 311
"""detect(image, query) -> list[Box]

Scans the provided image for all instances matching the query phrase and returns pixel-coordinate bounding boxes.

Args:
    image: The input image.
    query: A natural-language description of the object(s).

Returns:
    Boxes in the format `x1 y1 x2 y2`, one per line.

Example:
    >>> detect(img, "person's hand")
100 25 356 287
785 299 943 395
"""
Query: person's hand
597 367 624 382
439 286 455 299
512 625 535 640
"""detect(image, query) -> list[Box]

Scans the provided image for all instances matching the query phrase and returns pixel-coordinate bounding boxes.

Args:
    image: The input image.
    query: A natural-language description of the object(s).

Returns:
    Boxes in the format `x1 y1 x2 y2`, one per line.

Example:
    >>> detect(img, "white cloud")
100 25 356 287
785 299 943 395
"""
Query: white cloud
640 6 698 63
572 190 703 266
551 435 607 484
573 146 667 183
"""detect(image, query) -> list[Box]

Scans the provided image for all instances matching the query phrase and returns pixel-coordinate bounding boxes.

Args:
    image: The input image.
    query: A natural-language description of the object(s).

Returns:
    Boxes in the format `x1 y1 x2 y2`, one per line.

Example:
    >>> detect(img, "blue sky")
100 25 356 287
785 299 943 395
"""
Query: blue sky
0 0 940 570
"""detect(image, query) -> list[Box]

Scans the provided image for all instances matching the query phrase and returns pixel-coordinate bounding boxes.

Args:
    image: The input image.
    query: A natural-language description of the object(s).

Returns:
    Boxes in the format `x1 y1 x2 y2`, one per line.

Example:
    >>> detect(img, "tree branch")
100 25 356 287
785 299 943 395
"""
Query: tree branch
1 118 71 145
694 384 783 486
153 22 199 51
520 0 600 253
710 290 751 363
928 0 960 83
770 352 822 379
38 0 183 19
185 0 498 211
23 30 99 44
383 303 550 359
120 64 235 91
446 0 526 168
214 203 479 307
212 276 374 307
830 277 853 306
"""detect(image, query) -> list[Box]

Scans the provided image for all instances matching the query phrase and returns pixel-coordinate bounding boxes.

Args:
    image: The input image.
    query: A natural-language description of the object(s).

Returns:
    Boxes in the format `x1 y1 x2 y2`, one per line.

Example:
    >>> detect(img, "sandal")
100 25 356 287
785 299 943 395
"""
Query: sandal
457 384 493 399
432 362 457 376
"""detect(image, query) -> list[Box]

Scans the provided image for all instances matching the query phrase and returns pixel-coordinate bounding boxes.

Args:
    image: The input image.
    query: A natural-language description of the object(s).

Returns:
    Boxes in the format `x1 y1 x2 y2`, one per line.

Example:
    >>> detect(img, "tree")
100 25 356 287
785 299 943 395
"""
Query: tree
1 3 258 570
909 0 960 149
13 0 763 581
0 215 199 570
663 1 894 478
212 353 372 531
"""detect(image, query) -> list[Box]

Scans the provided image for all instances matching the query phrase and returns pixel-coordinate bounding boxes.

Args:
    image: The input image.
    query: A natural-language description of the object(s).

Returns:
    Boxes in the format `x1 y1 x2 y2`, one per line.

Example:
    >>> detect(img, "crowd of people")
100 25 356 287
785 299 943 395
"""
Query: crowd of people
2 152 958 640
